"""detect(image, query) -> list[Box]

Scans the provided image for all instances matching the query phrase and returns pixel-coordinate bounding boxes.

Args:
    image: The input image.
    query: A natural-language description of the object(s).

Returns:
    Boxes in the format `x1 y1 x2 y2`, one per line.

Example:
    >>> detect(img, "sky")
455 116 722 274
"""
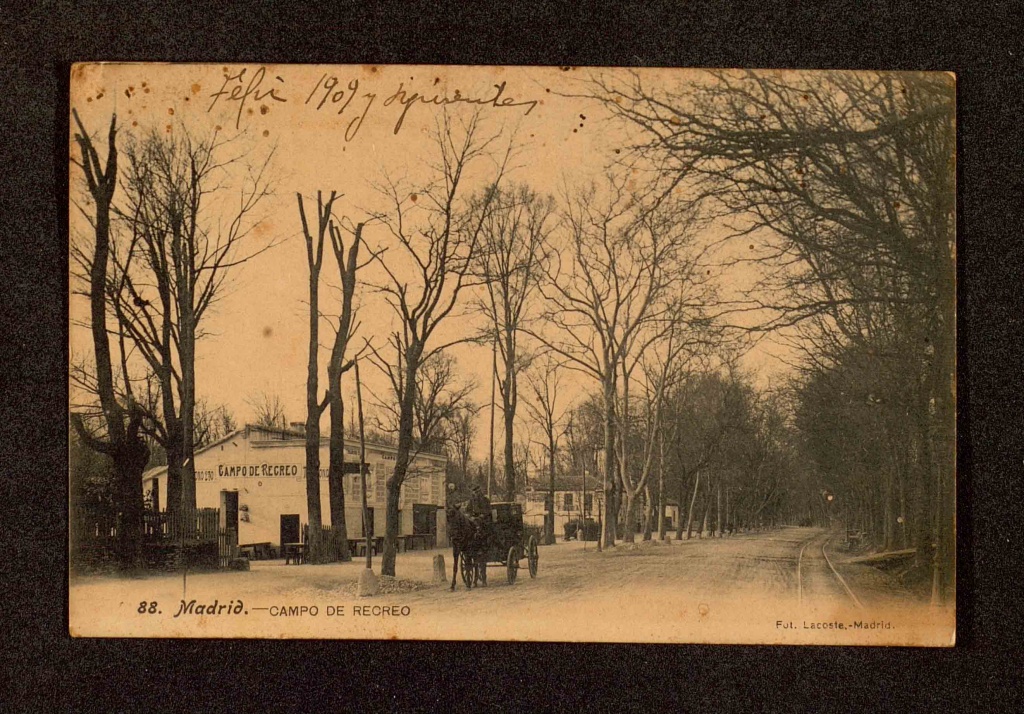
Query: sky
69 64 793 467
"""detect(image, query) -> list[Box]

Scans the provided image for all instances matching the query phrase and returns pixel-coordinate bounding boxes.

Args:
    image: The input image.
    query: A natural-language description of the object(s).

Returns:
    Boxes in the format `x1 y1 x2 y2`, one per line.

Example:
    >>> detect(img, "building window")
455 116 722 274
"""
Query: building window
563 493 574 511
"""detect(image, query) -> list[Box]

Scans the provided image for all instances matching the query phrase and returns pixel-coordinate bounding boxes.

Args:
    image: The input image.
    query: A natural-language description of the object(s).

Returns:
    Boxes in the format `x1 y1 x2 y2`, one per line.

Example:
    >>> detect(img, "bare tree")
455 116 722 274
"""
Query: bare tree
522 353 568 544
595 69 955 600
322 216 367 562
193 399 237 447
530 177 707 548
473 183 555 501
445 401 480 486
69 110 150 568
373 351 476 457
618 321 694 543
99 123 272 523
368 113 510 577
297 190 339 562
245 391 287 428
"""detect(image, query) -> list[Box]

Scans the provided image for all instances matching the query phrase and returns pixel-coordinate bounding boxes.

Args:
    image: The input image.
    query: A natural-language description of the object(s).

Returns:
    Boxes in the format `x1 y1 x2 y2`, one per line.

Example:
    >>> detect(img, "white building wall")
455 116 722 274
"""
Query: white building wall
143 428 446 546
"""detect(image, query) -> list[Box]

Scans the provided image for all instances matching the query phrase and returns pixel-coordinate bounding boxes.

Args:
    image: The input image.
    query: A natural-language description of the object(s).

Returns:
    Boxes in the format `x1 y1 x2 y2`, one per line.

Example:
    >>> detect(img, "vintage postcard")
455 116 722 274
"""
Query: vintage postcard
69 64 955 644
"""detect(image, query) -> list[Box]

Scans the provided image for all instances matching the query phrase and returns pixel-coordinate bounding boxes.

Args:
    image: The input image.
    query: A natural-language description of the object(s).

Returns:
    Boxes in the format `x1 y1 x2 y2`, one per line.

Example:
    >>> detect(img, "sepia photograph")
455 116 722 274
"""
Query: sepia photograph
68 63 955 644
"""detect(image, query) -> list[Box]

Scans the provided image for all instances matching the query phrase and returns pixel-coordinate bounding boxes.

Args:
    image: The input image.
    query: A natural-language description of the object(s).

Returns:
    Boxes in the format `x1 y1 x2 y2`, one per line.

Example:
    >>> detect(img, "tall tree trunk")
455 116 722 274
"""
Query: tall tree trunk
503 393 516 502
383 344 421 577
676 470 687 540
71 111 148 569
601 378 617 549
622 491 636 543
685 470 701 539
642 485 653 541
716 480 722 538
547 431 556 545
328 386 352 561
502 326 517 502
304 264 324 562
657 426 667 540
179 317 197 528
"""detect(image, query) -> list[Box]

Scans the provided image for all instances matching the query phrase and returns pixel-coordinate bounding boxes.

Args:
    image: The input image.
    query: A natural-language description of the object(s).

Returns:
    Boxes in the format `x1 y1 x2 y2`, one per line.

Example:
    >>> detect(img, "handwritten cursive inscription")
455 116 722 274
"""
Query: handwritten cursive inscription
206 68 540 140
382 81 539 135
208 67 288 129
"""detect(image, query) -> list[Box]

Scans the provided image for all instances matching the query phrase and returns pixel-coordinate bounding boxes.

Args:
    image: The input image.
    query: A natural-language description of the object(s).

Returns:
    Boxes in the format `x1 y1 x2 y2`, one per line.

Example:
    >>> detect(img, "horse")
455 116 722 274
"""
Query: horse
446 502 487 590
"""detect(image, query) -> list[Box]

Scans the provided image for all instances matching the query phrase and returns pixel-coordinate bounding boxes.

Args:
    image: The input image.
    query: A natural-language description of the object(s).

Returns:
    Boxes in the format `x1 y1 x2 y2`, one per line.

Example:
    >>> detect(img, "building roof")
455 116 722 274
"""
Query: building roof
143 423 445 479
525 476 605 493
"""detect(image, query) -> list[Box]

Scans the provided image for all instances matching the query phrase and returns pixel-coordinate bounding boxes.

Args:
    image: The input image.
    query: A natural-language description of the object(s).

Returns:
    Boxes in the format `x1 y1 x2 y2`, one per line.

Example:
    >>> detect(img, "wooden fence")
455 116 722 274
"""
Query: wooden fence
302 523 347 562
71 507 236 569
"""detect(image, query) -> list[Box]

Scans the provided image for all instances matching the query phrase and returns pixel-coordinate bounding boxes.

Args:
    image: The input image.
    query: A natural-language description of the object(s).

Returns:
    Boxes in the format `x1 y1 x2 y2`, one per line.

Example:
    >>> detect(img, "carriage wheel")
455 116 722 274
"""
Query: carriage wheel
527 536 539 578
460 552 476 589
506 547 520 585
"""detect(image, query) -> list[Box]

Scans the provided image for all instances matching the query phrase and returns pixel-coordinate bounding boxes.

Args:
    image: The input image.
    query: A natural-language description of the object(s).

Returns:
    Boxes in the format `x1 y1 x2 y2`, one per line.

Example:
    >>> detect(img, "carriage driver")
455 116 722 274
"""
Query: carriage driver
467 483 492 522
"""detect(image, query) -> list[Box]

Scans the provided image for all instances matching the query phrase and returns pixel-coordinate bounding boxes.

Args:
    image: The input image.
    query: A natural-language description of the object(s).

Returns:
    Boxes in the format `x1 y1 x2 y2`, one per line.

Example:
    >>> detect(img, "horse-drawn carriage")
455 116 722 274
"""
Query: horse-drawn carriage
448 501 539 588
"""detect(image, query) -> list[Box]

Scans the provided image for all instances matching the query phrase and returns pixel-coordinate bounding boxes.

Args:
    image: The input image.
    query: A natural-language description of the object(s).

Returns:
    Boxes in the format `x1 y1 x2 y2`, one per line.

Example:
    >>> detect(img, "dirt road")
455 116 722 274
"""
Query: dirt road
69 527 953 644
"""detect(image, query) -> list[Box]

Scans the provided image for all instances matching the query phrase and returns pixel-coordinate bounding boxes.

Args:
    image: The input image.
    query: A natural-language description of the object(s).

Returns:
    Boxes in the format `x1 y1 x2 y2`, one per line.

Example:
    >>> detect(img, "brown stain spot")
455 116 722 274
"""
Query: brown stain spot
141 81 148 87
132 120 138 127
86 97 92 103
262 129 270 138
124 89 131 98
165 124 172 133
247 107 254 115
215 125 222 132
433 77 440 85
410 193 418 203
260 104 269 115
144 87 150 94
191 83 201 95
96 91 104 99
262 326 273 338
748 244 754 250
366 65 378 74
168 107 175 115
614 148 621 154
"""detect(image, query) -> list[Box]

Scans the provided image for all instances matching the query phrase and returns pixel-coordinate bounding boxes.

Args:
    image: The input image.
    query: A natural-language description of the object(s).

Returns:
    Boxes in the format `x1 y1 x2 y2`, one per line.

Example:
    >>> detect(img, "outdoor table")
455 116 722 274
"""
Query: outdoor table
240 541 273 560
351 540 376 558
283 542 305 565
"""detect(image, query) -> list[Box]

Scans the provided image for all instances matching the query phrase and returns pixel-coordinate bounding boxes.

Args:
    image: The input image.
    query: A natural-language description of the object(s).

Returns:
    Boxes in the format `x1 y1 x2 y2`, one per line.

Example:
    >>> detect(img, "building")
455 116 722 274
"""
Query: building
523 477 605 536
142 424 447 549
524 477 682 538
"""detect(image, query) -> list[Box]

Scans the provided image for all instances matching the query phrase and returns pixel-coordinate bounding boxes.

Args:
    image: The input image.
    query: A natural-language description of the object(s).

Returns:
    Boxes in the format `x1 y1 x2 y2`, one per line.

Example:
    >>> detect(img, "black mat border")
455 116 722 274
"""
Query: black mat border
2 1 1021 710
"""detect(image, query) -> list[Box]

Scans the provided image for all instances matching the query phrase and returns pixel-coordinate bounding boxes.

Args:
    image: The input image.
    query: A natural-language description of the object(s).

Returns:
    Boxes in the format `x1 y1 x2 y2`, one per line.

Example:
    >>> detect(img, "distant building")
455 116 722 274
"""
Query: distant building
524 476 682 537
142 424 447 548
523 477 604 536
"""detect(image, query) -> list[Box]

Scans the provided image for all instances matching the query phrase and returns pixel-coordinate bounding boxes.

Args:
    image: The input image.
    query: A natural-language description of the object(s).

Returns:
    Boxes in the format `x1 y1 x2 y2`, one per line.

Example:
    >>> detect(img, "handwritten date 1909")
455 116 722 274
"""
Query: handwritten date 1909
208 66 540 140
305 74 377 143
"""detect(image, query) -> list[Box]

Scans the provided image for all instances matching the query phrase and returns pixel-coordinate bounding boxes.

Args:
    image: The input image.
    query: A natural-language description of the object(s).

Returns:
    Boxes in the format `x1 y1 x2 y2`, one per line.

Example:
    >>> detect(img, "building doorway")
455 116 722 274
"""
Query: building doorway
220 491 239 538
280 513 300 546
412 504 437 538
